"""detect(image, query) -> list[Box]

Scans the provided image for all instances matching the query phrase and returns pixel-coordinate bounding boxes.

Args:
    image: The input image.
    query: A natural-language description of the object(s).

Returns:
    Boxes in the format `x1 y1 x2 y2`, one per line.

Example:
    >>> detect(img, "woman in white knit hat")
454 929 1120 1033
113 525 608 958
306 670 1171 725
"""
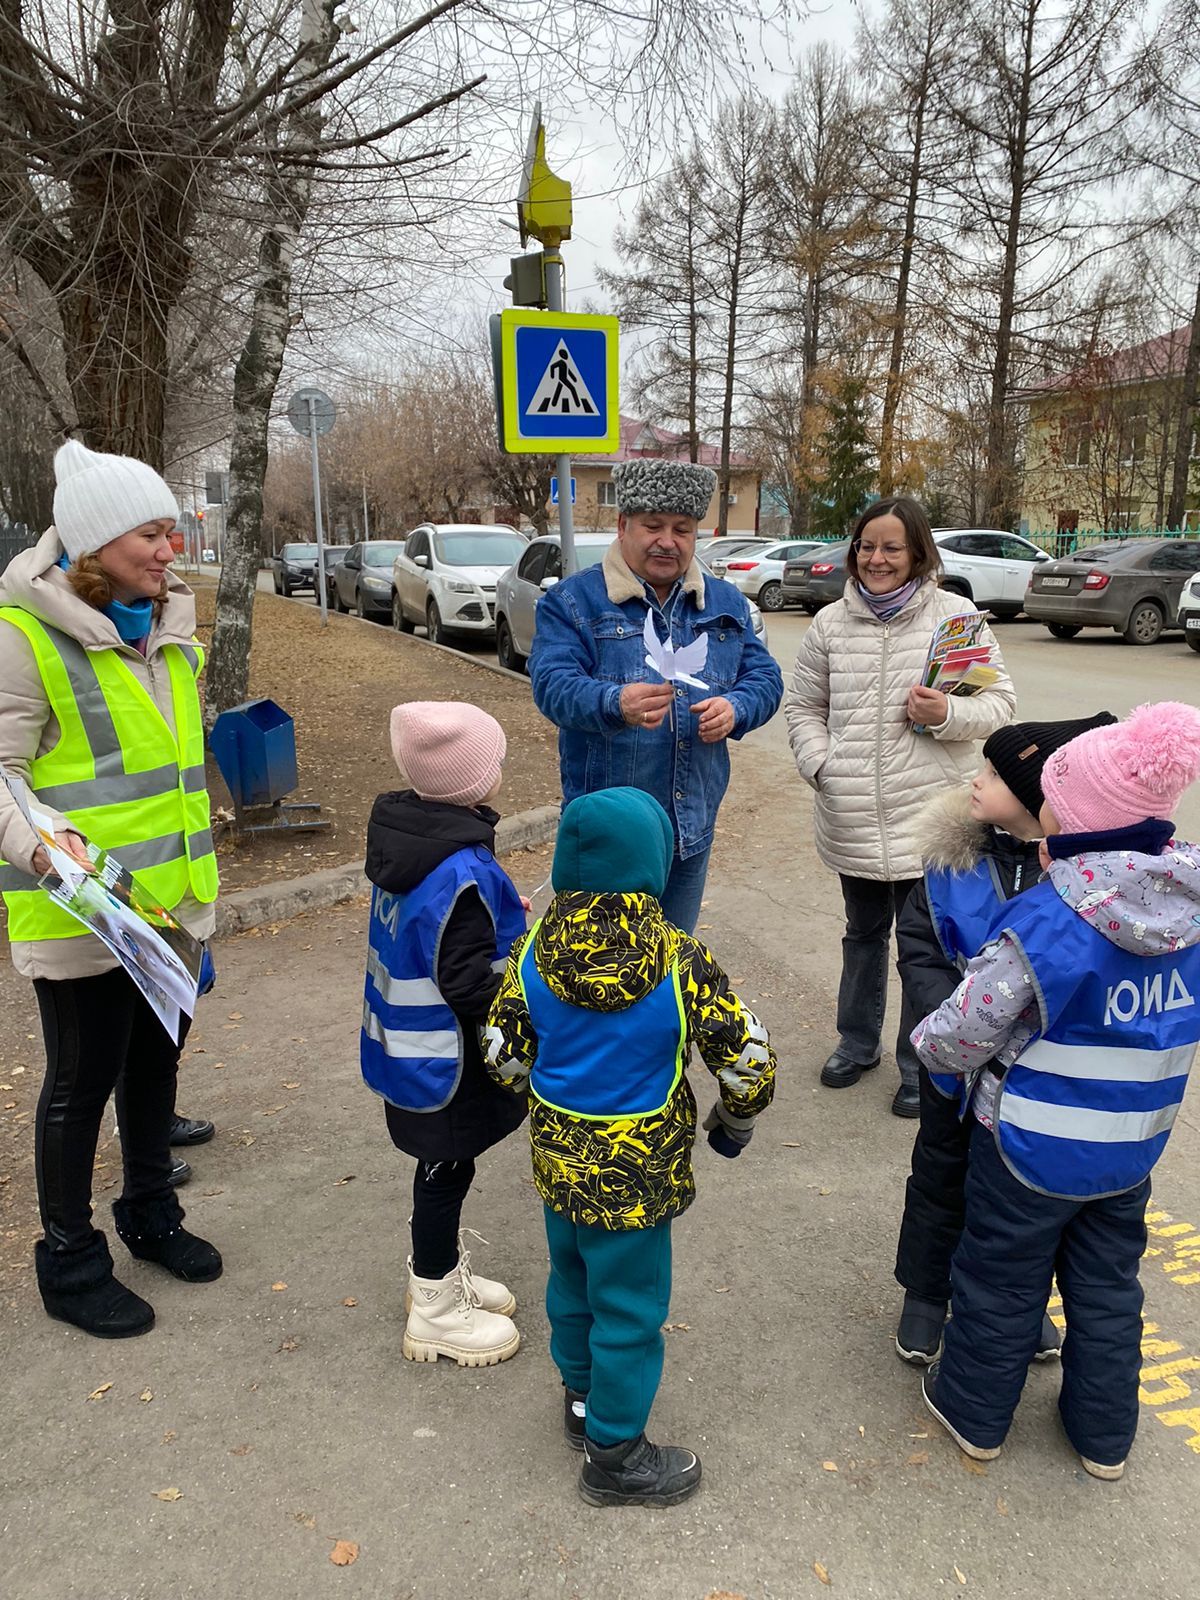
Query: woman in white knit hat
0 440 222 1339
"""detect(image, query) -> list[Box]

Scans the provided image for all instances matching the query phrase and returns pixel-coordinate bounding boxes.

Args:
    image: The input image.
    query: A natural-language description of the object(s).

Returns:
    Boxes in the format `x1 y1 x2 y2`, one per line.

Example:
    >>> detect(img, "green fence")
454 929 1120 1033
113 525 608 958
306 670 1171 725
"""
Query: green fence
1025 527 1199 559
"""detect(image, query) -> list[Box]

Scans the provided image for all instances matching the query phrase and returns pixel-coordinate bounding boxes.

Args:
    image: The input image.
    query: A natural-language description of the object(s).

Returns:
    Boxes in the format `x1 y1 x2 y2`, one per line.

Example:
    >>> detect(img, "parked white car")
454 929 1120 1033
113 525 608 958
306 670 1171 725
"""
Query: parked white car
493 532 768 674
391 524 528 643
1175 570 1200 652
932 528 1050 619
708 538 825 611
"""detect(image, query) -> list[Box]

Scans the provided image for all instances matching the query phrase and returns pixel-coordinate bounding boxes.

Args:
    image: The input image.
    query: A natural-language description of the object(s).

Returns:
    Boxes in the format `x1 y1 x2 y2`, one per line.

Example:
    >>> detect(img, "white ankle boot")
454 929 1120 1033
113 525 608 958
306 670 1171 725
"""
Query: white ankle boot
404 1230 517 1317
403 1262 520 1367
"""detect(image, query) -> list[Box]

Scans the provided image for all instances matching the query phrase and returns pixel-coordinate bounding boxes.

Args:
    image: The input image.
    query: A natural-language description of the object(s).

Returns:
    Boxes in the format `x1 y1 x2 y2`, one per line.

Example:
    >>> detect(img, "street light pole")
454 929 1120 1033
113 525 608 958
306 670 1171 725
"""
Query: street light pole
307 396 329 626
543 246 576 577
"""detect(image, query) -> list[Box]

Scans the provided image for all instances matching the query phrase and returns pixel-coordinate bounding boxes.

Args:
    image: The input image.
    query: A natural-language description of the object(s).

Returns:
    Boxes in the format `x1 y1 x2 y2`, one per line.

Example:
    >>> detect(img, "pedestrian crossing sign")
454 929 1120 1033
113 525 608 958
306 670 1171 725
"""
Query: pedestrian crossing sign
499 309 620 453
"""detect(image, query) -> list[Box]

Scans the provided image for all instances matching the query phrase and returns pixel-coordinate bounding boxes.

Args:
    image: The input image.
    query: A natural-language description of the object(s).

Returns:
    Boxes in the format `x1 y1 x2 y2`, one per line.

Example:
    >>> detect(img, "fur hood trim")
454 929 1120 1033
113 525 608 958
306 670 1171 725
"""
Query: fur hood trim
915 786 987 873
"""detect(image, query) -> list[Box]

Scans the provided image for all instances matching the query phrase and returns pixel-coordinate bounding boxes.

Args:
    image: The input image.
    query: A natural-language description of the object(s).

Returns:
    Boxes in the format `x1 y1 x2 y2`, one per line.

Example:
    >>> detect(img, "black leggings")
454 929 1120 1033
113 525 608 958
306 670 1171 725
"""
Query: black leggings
34 969 185 1252
411 1159 476 1279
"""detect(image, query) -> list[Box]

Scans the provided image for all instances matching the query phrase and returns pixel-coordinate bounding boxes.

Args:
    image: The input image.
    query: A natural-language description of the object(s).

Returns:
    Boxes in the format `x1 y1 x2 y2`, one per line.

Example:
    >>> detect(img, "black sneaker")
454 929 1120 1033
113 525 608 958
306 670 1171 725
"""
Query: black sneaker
168 1156 192 1188
564 1387 587 1451
170 1114 215 1146
579 1432 702 1508
1034 1311 1062 1361
895 1292 947 1364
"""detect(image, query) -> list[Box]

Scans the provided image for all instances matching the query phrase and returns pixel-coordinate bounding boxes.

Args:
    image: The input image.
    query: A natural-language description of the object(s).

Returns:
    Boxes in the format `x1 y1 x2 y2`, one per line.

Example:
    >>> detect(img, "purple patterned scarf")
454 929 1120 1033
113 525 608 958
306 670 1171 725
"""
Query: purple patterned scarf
856 576 921 621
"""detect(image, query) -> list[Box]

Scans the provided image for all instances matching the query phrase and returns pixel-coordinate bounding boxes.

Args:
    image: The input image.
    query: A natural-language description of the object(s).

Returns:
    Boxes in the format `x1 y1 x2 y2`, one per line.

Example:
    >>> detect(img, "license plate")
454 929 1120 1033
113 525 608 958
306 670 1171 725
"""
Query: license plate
1040 576 1071 588
1187 618 1200 630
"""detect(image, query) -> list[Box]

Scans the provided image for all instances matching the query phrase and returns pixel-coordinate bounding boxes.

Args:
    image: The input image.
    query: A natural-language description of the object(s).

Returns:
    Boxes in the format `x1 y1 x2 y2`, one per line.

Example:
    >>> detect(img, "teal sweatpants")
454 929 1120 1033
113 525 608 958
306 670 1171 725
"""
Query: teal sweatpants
543 1205 674 1447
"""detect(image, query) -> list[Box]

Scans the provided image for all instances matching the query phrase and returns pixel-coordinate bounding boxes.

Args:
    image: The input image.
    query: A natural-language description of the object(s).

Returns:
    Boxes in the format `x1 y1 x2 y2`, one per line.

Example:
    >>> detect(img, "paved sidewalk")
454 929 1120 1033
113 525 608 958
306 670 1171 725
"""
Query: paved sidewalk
4 749 1200 1600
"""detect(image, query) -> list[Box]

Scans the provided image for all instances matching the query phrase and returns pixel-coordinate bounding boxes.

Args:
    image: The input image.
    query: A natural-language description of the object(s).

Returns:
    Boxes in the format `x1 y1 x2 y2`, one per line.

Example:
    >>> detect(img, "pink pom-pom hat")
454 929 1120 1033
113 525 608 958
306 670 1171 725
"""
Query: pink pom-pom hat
1040 700 1200 833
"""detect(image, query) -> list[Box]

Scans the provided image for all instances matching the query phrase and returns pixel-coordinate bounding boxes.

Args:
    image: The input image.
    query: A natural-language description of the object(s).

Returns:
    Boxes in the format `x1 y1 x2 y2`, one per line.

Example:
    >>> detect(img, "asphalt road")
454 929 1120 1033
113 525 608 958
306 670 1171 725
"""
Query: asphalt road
5 594 1200 1598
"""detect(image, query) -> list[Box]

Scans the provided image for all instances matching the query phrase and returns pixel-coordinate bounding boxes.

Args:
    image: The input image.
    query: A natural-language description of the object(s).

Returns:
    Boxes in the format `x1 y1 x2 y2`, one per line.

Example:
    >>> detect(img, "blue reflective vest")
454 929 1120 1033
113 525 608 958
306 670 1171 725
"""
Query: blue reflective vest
518 929 686 1119
360 846 527 1112
924 857 1021 1103
991 881 1200 1199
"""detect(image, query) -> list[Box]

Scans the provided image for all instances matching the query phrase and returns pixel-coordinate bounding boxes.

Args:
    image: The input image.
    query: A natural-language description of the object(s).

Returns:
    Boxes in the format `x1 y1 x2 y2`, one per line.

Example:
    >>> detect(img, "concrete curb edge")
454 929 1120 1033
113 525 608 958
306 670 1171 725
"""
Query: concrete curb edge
214 803 561 938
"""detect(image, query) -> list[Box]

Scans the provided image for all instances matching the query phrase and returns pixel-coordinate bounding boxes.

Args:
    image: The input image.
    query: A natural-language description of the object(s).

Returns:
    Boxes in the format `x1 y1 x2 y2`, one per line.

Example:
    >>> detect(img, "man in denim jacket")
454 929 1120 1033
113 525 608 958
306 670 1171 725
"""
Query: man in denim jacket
529 459 783 931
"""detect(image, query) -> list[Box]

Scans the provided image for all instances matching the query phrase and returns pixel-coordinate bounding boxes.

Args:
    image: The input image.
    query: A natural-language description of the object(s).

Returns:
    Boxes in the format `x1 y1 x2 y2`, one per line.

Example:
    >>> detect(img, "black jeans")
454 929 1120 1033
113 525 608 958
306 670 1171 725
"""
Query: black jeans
34 969 185 1253
411 1159 476 1279
894 1064 970 1301
836 874 922 1085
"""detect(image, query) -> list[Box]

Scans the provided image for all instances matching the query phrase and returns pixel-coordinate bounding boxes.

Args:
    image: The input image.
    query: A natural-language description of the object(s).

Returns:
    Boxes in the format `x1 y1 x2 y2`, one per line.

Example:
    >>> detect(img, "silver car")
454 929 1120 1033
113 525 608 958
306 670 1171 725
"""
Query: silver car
709 538 824 611
493 532 767 674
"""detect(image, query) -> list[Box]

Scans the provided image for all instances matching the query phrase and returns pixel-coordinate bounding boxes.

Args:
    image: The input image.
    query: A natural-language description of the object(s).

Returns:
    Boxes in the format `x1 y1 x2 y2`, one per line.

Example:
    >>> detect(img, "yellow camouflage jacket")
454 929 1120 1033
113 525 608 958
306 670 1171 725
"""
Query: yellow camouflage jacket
484 891 776 1230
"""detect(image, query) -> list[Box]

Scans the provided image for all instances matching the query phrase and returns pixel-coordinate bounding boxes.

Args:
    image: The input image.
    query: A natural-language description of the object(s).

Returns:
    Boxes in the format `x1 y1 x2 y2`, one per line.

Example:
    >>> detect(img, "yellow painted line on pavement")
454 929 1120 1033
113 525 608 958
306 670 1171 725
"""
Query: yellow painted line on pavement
1046 1295 1200 1455
1145 1207 1200 1288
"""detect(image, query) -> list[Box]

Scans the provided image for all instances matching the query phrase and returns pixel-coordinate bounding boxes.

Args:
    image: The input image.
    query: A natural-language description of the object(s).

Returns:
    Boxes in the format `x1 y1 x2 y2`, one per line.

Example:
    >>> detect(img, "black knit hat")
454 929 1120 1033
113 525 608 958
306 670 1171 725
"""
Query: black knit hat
983 713 1119 822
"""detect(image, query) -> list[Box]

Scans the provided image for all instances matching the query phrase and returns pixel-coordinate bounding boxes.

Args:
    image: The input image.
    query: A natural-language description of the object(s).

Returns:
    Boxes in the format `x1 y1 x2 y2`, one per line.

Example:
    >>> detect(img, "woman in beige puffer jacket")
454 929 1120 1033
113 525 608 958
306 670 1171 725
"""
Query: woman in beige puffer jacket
785 498 1016 1117
0 441 223 1342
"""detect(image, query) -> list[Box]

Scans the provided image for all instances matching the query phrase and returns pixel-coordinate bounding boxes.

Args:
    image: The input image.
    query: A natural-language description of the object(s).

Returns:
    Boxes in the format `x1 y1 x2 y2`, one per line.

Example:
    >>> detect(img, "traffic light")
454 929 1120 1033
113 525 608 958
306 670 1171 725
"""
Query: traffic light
504 252 547 308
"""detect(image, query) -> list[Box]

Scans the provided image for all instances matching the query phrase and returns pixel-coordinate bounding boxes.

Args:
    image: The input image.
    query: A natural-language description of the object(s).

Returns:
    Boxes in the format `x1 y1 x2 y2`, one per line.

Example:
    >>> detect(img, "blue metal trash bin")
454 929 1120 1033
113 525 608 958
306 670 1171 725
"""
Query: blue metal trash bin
210 699 299 809
209 699 327 836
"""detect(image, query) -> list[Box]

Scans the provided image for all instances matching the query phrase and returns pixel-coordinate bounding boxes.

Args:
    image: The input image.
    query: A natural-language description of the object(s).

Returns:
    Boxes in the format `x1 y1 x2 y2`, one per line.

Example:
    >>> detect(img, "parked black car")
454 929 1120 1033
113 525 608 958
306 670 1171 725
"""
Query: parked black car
1024 537 1200 645
781 540 852 611
270 542 323 595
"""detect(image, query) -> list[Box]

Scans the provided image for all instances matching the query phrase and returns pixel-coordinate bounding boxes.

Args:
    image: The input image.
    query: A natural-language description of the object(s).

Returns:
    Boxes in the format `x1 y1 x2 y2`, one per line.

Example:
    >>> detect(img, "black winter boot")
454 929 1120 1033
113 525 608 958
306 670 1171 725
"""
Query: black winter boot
113 1196 222 1283
564 1386 587 1451
36 1233 155 1339
895 1291 947 1364
579 1432 702 1507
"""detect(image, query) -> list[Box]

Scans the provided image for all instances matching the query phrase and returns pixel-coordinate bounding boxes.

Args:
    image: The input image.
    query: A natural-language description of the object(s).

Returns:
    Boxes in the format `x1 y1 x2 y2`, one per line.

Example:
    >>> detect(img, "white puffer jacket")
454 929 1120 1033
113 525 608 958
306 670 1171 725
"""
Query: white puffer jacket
785 580 1017 882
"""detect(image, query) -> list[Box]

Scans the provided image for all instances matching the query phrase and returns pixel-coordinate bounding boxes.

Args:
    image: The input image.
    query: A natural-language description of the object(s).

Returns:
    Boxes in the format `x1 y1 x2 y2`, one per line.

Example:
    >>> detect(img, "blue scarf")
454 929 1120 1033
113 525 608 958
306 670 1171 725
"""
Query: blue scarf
57 553 153 643
856 576 921 621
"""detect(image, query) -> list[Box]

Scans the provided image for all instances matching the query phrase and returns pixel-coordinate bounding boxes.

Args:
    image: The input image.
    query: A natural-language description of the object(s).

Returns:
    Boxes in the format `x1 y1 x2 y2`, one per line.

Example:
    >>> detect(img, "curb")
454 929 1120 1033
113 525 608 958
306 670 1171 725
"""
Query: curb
214 804 560 938
276 588 530 684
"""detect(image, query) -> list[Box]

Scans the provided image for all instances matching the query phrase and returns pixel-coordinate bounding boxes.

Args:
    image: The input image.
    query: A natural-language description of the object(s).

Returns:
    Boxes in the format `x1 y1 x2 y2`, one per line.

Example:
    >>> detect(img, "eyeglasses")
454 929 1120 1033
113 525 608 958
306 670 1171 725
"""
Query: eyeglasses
853 541 909 558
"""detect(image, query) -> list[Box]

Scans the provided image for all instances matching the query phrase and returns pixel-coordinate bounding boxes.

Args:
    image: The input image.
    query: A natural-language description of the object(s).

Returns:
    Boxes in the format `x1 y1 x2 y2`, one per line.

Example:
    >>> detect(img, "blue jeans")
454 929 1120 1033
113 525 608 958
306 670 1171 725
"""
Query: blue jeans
938 1123 1148 1465
659 844 713 934
544 1206 674 1446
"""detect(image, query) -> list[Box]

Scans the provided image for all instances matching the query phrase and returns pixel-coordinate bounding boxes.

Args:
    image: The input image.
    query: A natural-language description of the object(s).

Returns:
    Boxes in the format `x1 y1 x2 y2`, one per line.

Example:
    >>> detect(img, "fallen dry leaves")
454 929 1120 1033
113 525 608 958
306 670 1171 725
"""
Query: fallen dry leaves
906 1451 929 1466
813 1561 832 1586
87 1383 112 1401
821 1460 838 1472
330 1540 359 1567
271 1281 287 1292
954 1566 968 1585
152 1487 183 1502
139 1389 154 1403
342 1297 358 1307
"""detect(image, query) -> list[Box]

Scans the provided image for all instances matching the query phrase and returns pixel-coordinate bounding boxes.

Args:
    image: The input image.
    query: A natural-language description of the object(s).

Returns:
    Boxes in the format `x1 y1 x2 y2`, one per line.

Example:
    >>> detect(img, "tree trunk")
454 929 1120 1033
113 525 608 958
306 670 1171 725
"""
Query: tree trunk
878 47 931 497
206 0 338 722
1166 276 1200 531
717 206 746 537
686 207 700 464
983 5 1035 529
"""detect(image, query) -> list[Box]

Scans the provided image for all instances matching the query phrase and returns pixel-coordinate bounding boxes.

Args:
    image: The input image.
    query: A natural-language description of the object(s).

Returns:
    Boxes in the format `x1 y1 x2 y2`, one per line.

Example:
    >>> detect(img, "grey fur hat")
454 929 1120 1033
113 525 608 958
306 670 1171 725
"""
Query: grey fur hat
611 459 716 523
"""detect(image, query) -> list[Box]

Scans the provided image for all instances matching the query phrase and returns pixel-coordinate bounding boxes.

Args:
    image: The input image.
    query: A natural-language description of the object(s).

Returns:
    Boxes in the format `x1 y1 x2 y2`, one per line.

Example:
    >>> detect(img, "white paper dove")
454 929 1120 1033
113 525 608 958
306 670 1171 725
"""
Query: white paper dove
643 611 709 690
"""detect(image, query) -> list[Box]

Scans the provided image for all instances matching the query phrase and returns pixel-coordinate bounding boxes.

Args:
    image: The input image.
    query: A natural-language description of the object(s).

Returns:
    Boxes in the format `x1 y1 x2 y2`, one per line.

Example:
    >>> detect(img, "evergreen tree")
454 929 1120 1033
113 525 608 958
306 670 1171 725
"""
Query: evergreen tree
811 379 876 537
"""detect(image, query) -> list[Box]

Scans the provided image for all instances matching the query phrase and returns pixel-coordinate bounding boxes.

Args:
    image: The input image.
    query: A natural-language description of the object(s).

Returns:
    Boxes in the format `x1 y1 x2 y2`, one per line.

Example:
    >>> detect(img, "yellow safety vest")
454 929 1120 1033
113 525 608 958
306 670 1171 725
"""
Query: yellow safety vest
0 607 219 942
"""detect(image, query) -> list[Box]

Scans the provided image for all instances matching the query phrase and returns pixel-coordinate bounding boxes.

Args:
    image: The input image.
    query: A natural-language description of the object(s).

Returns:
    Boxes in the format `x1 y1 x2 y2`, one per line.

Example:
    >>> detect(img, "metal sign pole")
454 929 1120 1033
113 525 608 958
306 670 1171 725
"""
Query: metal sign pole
544 246 576 577
308 397 329 626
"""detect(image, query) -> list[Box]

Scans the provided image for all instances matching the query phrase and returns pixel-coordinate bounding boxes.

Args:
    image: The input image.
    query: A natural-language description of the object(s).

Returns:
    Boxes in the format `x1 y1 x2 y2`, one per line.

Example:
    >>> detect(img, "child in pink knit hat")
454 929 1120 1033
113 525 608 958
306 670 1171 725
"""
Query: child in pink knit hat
360 701 530 1367
911 701 1200 1482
